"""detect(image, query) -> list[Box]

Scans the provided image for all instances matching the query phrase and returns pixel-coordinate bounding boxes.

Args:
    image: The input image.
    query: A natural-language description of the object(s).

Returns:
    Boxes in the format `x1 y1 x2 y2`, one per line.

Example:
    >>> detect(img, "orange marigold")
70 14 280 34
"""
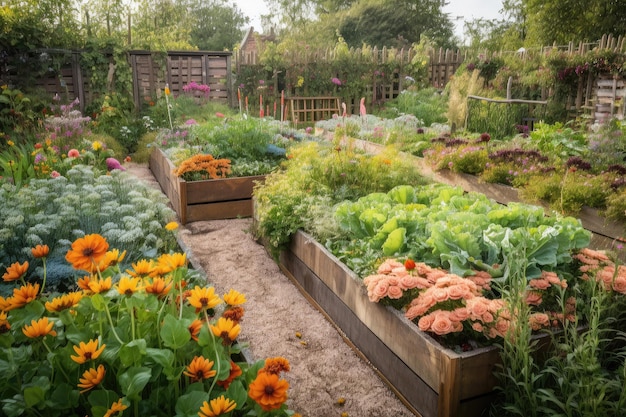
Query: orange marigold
103 398 128 417
9 282 40 309
71 339 106 364
22 316 57 338
31 244 50 258
183 355 216 382
217 360 242 388
198 395 236 417
261 357 290 375
45 292 83 312
78 364 106 393
174 154 231 180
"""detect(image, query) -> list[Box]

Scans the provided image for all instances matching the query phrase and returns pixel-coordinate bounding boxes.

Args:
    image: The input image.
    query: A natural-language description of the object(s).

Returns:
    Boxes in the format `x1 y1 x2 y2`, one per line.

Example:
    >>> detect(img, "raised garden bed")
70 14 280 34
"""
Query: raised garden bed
278 230 501 417
149 147 265 224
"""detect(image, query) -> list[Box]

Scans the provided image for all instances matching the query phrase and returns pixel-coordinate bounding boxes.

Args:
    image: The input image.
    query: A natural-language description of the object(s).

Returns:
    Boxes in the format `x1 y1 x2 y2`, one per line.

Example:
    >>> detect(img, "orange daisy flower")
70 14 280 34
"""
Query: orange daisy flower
188 318 203 341
248 371 289 411
187 286 222 312
0 296 10 311
183 355 216 382
78 364 106 393
45 292 83 312
9 282 40 309
115 276 142 296
103 398 128 417
77 275 93 292
31 244 50 258
88 276 112 294
198 395 237 417
210 317 240 345
144 276 172 298
22 316 57 338
3 261 29 282
223 289 246 306
71 339 106 364
126 259 155 277
65 234 109 271
261 357 290 375
217 360 242 388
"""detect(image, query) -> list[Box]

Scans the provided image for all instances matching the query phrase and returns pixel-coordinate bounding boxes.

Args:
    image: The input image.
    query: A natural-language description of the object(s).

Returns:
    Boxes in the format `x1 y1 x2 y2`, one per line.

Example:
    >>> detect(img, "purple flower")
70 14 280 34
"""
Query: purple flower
305 127 313 134
185 119 197 125
34 154 46 164
259 80 265 85
331 77 342 86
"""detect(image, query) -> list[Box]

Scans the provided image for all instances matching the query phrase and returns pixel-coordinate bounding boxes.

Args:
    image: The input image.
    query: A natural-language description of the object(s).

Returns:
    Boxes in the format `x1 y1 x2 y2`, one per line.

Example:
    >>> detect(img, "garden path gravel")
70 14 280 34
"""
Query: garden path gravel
126 162 416 417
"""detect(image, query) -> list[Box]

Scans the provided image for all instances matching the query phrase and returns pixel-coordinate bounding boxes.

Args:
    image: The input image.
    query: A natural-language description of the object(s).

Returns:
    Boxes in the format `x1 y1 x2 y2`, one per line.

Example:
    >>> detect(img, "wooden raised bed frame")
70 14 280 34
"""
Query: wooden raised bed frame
278 230 502 417
149 148 265 224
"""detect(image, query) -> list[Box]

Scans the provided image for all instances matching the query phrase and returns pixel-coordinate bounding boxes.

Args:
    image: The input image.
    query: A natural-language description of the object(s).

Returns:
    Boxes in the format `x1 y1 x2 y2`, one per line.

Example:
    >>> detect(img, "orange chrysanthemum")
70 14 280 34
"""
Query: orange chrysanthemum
217 360 242 388
65 234 109 271
0 296 10 311
210 317 240 345
126 259 155 277
261 357 290 375
223 289 246 306
0 311 10 333
22 316 57 338
198 395 237 417
103 398 128 417
78 364 106 393
188 318 203 341
183 355 216 382
31 244 50 258
187 286 222 311
115 276 142 296
144 276 172 298
45 292 83 312
9 282 40 309
3 261 29 282
248 371 289 411
71 339 106 364
88 277 112 294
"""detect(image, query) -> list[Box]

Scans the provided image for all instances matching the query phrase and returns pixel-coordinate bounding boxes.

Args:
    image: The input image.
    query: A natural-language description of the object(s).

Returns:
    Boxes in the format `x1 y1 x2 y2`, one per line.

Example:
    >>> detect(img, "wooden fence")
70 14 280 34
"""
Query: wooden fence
129 50 233 110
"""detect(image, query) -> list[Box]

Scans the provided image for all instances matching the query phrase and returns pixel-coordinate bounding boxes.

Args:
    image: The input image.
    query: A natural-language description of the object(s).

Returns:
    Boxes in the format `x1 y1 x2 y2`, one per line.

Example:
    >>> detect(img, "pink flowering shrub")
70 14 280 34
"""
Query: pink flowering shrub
575 247 626 294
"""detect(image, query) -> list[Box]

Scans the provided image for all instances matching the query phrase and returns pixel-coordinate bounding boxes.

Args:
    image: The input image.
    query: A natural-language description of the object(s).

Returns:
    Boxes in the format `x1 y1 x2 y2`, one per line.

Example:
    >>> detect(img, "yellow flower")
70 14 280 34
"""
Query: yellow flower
88 276 112 294
144 276 172 298
223 289 246 306
164 85 171 96
154 252 187 275
115 276 142 296
165 221 179 231
92 141 103 151
3 261 29 282
210 317 240 345
45 292 83 312
71 339 106 364
7 140 14 146
22 316 57 338
126 259 155 277
198 395 237 417
187 286 222 311
183 355 216 382
103 398 128 417
77 364 106 393
95 249 127 272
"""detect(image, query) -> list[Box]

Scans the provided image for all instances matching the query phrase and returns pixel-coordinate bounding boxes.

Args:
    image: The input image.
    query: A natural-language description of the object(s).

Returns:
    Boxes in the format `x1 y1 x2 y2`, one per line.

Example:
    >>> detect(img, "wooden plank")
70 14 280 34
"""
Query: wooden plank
186 199 253 222
185 176 265 204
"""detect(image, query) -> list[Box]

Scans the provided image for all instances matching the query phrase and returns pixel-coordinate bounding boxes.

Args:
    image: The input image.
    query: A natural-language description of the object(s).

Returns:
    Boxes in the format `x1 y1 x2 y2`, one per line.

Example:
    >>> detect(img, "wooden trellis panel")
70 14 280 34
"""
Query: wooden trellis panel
289 97 340 123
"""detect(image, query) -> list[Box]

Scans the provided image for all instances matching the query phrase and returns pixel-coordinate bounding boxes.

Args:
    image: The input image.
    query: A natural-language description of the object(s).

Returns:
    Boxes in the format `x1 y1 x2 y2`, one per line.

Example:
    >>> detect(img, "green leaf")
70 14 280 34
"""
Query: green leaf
24 385 46 408
226 379 248 410
160 314 191 349
119 339 147 367
48 383 79 410
90 294 108 312
382 227 406 256
118 366 151 400
174 390 208 417
387 185 416 204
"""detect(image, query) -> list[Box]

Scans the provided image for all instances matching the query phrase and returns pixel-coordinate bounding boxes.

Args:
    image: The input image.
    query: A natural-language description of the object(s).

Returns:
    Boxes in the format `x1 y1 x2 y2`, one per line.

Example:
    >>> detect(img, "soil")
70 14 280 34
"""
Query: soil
125 162 416 417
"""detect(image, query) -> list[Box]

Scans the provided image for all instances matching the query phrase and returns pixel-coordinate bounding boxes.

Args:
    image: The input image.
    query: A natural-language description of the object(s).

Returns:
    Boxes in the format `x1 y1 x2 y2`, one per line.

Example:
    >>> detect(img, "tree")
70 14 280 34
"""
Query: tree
189 0 249 51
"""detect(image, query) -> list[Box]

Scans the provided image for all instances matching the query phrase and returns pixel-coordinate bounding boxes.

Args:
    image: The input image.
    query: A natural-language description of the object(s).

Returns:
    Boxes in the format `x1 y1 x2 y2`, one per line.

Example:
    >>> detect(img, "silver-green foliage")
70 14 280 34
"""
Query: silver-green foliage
0 165 176 268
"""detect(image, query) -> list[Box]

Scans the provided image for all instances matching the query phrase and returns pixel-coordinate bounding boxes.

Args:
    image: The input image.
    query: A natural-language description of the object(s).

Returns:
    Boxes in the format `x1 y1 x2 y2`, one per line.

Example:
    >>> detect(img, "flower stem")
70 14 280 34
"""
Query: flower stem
103 302 124 345
204 310 222 395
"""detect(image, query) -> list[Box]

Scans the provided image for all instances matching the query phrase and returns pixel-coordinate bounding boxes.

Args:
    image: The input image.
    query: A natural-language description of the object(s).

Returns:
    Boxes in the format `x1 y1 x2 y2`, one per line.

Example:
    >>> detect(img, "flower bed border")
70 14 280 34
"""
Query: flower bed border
149 147 265 224
277 230 502 417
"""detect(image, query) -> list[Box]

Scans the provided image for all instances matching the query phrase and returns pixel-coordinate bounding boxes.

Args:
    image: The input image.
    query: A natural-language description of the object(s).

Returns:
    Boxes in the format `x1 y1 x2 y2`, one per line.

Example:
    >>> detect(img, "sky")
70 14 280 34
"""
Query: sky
232 0 505 39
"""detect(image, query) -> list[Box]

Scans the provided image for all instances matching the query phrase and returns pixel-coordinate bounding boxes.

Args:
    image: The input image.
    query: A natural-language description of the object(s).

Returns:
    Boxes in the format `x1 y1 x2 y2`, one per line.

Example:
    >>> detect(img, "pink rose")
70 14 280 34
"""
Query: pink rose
431 312 456 335
387 285 404 299
68 149 80 158
417 314 435 332
612 276 626 294
431 288 449 303
50 171 60 178
524 291 543 306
